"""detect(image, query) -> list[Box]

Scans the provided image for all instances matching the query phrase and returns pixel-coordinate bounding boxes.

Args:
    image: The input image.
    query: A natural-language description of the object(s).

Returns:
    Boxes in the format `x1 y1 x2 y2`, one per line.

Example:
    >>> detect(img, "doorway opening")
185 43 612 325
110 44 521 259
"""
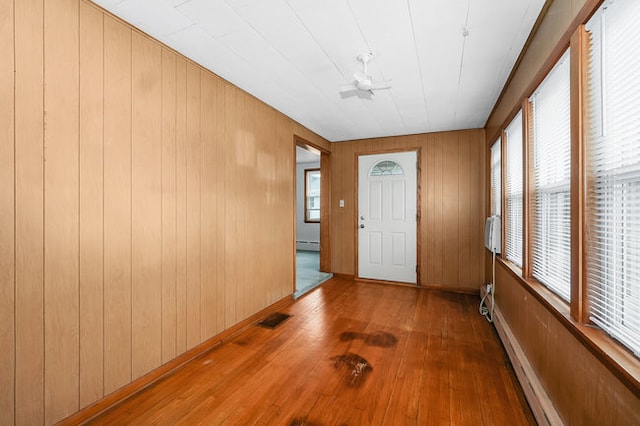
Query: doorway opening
294 137 331 298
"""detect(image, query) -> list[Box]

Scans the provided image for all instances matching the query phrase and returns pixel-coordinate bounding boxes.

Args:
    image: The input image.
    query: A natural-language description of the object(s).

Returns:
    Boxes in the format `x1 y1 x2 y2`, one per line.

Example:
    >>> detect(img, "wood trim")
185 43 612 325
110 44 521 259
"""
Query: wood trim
294 135 331 275
56 294 294 425
570 25 588 322
415 147 422 286
303 168 320 224
500 130 507 258
485 0 554 143
354 147 422 285
521 99 532 279
497 258 640 398
320 152 331 272
486 0 604 144
331 272 355 280
492 304 563 426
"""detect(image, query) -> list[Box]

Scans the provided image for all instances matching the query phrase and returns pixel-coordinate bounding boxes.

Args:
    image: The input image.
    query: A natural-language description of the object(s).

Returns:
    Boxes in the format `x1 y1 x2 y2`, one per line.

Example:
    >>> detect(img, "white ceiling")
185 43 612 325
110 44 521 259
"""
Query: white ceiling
92 0 545 142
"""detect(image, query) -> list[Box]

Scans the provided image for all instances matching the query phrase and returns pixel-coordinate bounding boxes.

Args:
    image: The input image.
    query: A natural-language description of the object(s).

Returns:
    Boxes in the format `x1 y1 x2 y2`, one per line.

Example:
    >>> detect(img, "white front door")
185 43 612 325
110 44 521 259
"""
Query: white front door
358 151 417 283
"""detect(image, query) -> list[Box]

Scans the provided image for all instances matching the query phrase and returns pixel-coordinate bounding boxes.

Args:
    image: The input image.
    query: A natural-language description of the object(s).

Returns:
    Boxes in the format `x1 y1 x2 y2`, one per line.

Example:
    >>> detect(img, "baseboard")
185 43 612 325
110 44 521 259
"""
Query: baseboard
57 294 294 425
485 286 564 426
332 273 355 280
421 282 480 295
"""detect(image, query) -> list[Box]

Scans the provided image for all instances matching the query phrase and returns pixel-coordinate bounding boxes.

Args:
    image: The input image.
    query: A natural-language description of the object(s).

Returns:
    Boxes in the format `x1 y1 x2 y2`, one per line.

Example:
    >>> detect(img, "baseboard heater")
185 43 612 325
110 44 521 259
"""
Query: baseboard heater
480 284 563 426
296 240 320 251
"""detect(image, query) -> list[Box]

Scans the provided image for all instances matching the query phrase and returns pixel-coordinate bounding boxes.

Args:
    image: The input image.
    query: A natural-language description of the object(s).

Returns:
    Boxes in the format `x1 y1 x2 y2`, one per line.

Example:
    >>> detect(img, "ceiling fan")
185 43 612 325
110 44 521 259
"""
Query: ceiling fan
339 53 391 98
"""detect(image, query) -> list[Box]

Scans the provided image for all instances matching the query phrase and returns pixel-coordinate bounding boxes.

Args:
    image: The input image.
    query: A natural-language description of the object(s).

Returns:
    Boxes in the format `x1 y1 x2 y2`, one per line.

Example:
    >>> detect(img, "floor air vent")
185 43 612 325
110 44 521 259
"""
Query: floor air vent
257 312 291 329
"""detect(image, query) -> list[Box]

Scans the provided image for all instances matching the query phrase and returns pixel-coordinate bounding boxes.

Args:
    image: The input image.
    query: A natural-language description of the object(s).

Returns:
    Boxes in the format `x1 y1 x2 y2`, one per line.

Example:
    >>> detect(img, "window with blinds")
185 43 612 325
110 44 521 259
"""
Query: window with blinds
529 50 571 301
585 0 640 356
505 111 523 267
490 139 501 218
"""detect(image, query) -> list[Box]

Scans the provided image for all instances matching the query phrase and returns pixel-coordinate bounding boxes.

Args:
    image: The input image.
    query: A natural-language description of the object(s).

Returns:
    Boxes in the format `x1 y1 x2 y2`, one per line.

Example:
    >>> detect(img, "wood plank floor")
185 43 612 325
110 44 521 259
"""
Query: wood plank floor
88 278 534 425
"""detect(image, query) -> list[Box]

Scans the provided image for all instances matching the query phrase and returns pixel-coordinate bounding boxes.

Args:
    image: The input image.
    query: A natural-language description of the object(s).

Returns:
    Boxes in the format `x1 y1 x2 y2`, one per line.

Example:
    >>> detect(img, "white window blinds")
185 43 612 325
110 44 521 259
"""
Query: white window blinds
505 111 523 267
585 0 640 356
529 50 572 301
490 139 502 218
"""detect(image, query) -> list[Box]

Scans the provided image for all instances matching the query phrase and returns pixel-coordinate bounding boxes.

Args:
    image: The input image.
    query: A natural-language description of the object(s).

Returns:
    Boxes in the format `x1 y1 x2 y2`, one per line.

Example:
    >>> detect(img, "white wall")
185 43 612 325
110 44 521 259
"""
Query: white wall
296 161 320 251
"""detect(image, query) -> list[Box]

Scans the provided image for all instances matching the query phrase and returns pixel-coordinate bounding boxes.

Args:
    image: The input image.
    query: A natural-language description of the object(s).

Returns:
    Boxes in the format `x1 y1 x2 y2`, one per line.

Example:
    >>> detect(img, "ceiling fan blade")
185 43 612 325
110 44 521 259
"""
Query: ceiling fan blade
370 79 392 91
339 83 358 93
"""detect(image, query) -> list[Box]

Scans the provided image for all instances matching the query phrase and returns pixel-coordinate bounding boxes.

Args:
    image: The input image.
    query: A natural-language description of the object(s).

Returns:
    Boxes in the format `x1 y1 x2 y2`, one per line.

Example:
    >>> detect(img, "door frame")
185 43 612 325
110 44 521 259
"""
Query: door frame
293 135 331 291
355 147 422 285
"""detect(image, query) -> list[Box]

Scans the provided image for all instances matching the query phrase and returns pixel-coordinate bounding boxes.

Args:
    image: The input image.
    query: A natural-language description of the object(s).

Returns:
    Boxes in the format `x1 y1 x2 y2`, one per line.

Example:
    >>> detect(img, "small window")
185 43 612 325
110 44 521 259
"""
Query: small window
585 0 640 357
370 160 404 176
505 111 524 267
490 138 501 218
305 169 320 223
529 49 571 301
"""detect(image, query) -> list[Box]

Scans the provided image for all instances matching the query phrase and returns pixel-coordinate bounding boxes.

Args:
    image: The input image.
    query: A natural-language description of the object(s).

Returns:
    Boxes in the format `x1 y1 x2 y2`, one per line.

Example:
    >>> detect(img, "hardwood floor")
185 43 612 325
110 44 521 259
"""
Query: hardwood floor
88 278 534 425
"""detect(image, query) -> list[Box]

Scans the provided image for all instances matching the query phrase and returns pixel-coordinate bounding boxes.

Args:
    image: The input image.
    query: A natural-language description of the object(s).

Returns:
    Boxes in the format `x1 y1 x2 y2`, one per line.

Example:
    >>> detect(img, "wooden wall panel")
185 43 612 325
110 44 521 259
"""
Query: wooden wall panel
457 132 472 288
175 57 188 355
495 265 640 424
7 0 329 422
441 135 460 287
131 33 163 379
223 84 238 329
486 0 640 423
185 63 201 349
14 0 45 423
330 130 486 291
161 48 178 363
214 78 226 334
426 133 443 285
200 72 218 339
103 15 132 394
43 0 80 422
0 1 15 424
78 1 104 408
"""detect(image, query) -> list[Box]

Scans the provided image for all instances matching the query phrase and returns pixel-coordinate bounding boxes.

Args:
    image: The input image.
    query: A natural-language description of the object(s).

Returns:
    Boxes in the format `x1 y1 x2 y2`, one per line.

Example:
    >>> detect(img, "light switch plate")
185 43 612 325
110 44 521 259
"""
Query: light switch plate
339 199 344 208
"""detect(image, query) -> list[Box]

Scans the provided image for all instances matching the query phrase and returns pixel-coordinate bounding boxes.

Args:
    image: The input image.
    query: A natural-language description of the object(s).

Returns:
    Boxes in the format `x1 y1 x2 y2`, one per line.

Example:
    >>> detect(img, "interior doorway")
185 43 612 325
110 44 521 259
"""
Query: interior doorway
294 137 331 298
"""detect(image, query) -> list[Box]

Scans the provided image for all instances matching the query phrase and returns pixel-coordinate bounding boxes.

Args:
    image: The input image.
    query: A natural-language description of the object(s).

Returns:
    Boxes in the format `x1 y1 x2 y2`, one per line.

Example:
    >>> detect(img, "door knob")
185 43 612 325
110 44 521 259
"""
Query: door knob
360 224 365 229
360 216 365 220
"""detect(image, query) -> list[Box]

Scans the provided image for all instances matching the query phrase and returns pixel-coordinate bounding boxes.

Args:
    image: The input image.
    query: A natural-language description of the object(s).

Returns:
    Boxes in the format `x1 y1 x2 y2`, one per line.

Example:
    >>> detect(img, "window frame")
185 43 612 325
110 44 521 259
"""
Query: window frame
486 0 640 395
304 168 321 223
527 48 572 302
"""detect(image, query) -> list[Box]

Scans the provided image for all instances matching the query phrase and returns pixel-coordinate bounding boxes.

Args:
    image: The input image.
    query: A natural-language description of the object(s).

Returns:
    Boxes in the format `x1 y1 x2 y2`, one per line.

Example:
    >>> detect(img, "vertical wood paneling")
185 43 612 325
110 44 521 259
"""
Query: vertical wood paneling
224 84 238 328
214 79 226 334
470 133 484 286
185 63 201 349
441 136 459 287
103 16 132 394
200 72 217 338
43 0 80 422
131 33 162 379
9 0 335 420
14 0 45 423
428 134 444 285
79 1 104 408
0 1 15 424
330 130 485 290
457 133 472 287
161 48 178 363
175 57 188 355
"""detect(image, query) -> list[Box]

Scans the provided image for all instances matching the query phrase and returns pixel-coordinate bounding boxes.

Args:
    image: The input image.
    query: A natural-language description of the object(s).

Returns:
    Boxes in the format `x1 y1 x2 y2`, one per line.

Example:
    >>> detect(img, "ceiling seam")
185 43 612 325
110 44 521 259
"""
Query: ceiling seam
453 0 471 128
405 0 431 130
